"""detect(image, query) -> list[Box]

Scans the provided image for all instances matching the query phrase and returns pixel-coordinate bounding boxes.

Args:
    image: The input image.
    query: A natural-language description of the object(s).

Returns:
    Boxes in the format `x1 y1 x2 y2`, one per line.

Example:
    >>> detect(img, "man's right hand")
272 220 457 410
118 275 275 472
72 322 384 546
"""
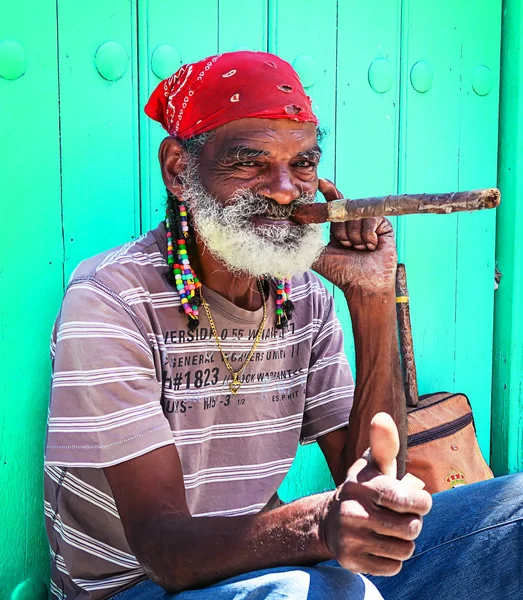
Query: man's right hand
322 413 432 576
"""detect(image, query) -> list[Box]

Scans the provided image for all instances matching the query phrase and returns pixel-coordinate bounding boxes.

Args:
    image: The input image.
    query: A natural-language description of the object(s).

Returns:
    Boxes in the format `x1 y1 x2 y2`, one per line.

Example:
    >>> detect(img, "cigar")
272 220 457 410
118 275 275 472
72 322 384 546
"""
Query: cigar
291 188 501 225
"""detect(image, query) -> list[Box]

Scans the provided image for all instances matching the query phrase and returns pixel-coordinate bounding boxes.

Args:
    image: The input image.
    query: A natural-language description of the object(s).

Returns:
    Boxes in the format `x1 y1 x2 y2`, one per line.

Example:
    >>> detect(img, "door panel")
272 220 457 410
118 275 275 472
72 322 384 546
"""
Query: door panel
453 0 501 454
397 0 500 458
219 0 268 53
57 0 140 281
267 0 340 500
334 0 402 387
397 0 462 402
139 0 219 230
0 3 62 597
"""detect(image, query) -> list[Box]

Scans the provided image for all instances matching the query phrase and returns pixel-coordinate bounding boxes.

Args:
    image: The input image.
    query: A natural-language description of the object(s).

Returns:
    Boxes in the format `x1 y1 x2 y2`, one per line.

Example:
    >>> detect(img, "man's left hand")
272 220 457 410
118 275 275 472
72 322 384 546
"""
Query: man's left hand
323 413 432 576
312 179 397 294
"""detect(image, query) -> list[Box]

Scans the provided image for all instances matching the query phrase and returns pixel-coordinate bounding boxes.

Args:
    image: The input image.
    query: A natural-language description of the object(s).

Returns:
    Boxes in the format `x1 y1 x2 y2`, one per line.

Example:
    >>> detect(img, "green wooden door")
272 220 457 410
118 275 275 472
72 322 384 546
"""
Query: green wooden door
1 3 62 600
0 1 502 597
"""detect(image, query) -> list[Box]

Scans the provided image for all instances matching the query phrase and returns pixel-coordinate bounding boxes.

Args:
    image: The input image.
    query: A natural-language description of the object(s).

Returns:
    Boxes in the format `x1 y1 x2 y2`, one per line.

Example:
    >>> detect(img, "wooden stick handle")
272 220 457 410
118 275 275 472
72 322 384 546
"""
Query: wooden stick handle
396 264 419 408
291 188 501 224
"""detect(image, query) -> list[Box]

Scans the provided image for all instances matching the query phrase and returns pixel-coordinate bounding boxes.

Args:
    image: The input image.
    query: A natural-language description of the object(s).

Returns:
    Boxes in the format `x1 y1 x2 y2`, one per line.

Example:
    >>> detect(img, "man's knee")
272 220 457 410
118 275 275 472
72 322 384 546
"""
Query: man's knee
307 562 384 600
228 563 384 600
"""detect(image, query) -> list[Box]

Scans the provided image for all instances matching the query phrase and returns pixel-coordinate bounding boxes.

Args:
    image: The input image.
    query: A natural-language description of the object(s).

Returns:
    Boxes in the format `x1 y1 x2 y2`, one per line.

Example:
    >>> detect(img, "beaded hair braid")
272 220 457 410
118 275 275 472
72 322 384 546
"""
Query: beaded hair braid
275 278 294 329
165 193 202 330
164 192 295 329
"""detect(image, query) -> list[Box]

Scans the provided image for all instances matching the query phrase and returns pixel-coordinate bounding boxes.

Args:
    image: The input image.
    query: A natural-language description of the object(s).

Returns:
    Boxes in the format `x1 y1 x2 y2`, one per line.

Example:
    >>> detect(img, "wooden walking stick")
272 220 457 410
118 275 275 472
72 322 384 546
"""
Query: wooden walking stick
395 263 495 492
291 188 500 224
396 264 419 408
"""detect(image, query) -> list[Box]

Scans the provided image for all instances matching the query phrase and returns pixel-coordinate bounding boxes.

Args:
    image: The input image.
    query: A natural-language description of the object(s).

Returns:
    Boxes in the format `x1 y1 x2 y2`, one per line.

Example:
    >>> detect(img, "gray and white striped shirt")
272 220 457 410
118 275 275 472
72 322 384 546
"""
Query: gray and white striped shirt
44 223 354 599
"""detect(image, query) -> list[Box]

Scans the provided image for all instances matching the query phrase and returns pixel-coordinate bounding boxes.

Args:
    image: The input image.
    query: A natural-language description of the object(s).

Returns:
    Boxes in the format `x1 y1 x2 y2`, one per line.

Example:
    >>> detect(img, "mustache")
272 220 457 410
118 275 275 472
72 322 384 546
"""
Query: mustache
230 191 316 220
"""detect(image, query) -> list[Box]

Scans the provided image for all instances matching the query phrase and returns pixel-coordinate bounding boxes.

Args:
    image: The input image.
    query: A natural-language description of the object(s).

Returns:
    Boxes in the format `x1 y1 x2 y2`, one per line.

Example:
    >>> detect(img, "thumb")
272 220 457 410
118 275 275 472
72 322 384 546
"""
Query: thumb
369 412 399 478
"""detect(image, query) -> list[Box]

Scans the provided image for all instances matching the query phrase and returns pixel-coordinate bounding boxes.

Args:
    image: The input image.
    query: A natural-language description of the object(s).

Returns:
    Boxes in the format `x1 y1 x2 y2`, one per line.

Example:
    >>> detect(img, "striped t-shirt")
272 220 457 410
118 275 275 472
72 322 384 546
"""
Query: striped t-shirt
44 223 354 600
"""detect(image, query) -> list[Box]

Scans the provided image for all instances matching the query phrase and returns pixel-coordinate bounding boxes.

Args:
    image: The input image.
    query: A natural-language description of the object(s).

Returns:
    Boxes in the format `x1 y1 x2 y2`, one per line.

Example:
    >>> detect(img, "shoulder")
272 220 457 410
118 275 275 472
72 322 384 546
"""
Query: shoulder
67 224 168 297
54 224 172 336
287 271 337 336
290 270 332 308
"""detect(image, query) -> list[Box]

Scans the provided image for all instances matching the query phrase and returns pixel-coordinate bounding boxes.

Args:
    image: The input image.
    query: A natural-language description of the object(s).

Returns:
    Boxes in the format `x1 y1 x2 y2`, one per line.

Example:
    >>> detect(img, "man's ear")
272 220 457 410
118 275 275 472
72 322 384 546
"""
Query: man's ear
159 137 187 197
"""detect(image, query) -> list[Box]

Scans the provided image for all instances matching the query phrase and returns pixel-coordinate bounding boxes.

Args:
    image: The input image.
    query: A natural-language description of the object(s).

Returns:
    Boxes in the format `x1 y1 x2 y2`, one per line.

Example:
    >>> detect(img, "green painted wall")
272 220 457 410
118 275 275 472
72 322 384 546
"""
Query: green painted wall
0 1 512 598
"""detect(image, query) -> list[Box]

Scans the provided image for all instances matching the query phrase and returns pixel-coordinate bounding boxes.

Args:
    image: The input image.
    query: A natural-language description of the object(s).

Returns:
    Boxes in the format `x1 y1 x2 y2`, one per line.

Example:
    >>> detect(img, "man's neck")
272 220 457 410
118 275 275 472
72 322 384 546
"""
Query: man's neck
192 236 264 312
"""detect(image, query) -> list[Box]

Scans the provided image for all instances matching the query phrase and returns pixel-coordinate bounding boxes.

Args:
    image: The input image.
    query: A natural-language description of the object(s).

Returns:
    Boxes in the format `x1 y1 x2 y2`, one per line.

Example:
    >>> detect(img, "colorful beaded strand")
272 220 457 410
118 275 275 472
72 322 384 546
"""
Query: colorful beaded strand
176 196 202 325
275 276 294 329
165 200 202 329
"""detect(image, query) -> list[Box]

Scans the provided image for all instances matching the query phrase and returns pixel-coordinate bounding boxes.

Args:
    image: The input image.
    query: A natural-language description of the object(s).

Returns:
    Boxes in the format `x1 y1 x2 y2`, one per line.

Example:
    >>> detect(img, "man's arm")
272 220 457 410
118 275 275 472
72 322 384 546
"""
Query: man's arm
344 285 407 474
314 179 407 480
106 418 428 591
318 288 406 485
105 444 333 593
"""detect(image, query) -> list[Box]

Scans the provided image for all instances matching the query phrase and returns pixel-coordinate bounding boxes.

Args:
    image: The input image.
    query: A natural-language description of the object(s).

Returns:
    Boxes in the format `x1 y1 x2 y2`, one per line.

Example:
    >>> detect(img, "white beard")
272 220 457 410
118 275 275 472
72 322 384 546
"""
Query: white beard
179 158 326 279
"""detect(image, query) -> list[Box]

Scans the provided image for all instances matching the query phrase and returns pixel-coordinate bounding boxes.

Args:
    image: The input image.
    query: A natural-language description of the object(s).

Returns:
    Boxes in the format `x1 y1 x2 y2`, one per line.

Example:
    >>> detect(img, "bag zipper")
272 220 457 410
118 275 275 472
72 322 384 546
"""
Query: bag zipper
408 412 473 448
409 393 456 413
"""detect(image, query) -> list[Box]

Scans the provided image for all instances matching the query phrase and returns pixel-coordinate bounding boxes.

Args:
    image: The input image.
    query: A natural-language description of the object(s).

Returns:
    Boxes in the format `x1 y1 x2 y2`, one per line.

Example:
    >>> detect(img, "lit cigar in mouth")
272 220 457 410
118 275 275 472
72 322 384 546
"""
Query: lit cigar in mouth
290 188 501 225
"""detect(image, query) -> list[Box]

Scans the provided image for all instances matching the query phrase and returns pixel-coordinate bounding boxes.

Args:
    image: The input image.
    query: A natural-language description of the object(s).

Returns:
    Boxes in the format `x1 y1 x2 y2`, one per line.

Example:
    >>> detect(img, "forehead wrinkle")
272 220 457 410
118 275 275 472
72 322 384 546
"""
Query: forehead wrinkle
214 131 281 151
215 126 314 148
207 124 319 164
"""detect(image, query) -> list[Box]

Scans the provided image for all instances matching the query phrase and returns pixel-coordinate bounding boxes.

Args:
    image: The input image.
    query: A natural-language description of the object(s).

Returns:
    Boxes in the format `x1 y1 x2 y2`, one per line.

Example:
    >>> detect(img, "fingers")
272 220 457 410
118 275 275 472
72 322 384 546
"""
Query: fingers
331 217 386 250
370 476 433 516
369 413 399 477
331 222 352 247
334 521 416 576
337 478 432 520
361 219 379 250
318 178 344 202
329 483 428 576
325 477 431 578
367 533 416 562
370 508 423 542
341 219 379 250
318 179 390 251
345 554 404 577
376 217 393 236
346 221 365 249
337 490 424 540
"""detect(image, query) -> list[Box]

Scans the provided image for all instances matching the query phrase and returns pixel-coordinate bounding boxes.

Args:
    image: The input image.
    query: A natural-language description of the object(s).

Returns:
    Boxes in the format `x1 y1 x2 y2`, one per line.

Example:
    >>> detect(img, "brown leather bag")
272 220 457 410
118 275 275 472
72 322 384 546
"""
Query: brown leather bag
396 264 494 494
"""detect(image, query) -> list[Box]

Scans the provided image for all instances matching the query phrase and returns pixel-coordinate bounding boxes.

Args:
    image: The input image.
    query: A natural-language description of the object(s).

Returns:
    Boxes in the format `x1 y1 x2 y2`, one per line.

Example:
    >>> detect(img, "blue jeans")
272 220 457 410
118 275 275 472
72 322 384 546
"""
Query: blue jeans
111 566 380 600
369 473 523 599
111 474 523 599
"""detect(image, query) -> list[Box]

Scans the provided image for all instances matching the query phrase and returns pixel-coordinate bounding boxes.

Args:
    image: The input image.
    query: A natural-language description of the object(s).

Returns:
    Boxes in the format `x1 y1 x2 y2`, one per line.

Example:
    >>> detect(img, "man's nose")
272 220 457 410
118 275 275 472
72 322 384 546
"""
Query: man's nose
261 166 301 205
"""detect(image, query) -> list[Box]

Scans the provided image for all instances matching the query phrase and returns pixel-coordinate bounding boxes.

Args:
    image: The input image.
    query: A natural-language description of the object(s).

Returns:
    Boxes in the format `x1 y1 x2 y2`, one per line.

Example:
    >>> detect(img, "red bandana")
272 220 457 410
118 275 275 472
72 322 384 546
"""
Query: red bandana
144 51 319 139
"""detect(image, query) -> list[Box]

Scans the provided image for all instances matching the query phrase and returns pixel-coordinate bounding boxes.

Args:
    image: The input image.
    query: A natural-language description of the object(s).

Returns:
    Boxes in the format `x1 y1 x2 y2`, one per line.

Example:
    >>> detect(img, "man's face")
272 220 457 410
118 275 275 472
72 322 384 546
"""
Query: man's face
197 118 320 206
179 118 325 278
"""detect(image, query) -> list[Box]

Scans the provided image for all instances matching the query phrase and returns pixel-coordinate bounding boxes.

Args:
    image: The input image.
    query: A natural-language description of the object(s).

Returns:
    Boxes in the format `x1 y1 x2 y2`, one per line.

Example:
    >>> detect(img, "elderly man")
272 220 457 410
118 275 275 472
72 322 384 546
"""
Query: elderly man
45 52 522 600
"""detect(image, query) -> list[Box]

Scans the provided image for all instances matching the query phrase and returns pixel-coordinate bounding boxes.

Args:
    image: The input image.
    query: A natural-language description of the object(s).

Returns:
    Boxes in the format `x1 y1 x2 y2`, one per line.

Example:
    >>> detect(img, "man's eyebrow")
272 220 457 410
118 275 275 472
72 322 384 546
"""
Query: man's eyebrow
218 146 271 161
217 144 322 162
297 146 322 161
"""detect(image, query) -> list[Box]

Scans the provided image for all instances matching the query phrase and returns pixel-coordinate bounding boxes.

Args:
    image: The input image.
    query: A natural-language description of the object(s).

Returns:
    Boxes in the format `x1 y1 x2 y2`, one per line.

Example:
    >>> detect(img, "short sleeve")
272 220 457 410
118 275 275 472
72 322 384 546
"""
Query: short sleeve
300 293 354 444
45 278 174 468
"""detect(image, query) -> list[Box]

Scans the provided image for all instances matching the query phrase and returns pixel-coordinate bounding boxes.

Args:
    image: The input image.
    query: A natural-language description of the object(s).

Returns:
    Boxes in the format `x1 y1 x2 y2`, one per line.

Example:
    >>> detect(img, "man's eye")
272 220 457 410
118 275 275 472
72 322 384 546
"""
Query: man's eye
234 161 258 168
294 161 316 169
